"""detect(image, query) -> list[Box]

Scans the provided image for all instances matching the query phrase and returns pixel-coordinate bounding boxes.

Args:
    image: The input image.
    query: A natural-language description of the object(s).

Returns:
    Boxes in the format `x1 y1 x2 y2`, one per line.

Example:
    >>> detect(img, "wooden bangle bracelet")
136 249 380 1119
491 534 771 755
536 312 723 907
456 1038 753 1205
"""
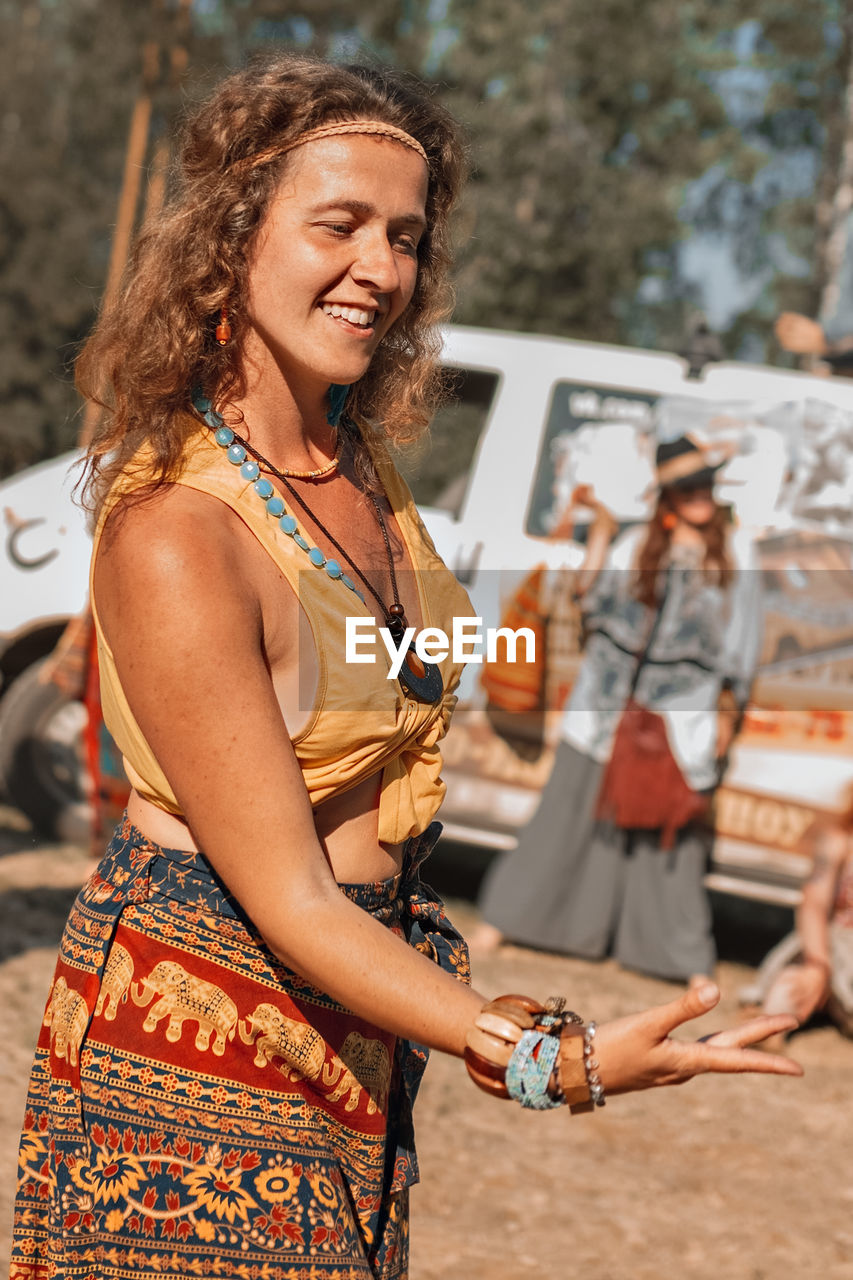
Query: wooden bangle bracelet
475 1010 527 1042
465 1024 516 1067
464 1058 510 1099
491 993 546 1016
483 998 540 1029
558 1024 594 1114
558 1026 586 1087
464 1046 507 1082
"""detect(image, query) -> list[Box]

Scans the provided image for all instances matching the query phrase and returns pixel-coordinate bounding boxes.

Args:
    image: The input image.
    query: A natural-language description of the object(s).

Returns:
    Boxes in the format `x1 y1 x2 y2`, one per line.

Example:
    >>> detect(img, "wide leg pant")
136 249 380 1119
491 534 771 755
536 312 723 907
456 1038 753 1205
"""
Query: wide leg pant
478 741 715 982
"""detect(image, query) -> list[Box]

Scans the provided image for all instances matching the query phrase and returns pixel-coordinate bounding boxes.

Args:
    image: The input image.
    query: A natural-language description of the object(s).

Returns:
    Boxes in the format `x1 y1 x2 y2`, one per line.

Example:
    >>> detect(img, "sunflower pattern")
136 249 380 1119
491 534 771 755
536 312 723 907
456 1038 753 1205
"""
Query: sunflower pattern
11 817 469 1279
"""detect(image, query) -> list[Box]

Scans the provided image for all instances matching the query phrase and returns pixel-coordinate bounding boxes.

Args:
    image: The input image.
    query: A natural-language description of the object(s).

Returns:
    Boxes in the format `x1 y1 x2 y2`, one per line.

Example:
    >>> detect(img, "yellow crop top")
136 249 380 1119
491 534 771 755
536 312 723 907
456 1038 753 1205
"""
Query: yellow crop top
90 424 474 844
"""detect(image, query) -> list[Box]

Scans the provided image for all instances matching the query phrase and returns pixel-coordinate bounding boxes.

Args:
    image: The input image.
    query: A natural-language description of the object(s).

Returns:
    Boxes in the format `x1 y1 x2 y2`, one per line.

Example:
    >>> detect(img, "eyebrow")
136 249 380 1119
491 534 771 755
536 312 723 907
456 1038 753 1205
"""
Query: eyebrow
308 198 427 229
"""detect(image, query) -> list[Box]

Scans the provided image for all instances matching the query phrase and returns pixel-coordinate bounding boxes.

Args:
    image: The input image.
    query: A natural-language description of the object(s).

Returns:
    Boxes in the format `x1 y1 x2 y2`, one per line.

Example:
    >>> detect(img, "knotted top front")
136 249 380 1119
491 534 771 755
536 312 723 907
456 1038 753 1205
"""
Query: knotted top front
90 424 473 843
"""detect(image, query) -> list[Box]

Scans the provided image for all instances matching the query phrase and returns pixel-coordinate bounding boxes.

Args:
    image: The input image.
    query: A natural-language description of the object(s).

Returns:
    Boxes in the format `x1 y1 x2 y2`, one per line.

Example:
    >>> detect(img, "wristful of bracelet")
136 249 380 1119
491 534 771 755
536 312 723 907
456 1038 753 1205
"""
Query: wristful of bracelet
464 994 606 1113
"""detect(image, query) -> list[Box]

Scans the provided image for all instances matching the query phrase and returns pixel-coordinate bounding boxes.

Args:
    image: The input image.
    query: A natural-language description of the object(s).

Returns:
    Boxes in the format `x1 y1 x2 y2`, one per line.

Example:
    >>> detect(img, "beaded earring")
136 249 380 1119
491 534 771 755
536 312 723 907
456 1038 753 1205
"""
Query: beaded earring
662 511 678 532
215 306 232 346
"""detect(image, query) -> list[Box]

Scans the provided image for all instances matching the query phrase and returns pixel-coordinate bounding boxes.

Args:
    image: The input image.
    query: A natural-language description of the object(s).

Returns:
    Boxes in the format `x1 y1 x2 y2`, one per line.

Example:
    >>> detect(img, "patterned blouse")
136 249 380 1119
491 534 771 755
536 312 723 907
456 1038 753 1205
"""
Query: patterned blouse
561 524 763 790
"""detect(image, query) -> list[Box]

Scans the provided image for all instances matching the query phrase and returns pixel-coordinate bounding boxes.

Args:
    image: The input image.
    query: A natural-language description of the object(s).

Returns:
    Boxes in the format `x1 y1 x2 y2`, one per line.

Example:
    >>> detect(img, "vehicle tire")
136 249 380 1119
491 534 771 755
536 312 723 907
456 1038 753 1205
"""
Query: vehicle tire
0 658 91 843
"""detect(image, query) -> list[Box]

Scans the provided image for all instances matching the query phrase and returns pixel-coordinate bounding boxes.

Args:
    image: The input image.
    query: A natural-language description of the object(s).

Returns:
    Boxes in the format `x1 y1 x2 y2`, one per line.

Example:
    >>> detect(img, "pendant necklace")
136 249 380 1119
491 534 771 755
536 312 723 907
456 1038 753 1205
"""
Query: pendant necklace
194 394 443 704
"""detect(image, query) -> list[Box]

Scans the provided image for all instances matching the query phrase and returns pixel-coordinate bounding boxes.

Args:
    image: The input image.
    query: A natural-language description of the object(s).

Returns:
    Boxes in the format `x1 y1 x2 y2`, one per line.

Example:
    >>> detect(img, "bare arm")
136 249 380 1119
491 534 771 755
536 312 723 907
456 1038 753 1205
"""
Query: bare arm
95 488 801 1092
551 484 619 597
752 824 844 1025
95 490 485 1058
797 824 846 970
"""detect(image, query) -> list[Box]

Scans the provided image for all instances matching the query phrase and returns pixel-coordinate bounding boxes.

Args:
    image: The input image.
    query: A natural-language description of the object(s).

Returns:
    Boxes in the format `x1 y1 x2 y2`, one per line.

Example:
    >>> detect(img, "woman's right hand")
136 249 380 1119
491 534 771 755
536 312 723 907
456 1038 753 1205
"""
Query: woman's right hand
570 483 618 530
551 483 618 544
592 982 803 1096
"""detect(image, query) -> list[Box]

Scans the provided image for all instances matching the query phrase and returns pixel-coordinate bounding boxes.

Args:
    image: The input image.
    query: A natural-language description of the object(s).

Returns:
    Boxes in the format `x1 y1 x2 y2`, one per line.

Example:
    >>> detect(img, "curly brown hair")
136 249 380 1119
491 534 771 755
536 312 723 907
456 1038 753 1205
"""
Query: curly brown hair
78 54 469 514
634 489 733 608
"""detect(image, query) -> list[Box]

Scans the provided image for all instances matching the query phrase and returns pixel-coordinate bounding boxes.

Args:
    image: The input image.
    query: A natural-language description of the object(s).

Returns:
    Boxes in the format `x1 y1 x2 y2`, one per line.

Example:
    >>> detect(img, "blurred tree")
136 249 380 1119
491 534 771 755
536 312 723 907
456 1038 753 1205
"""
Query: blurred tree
661 4 853 358
0 0 197 475
0 0 438 479
438 0 737 347
810 3 853 331
439 1 853 359
2 0 852 479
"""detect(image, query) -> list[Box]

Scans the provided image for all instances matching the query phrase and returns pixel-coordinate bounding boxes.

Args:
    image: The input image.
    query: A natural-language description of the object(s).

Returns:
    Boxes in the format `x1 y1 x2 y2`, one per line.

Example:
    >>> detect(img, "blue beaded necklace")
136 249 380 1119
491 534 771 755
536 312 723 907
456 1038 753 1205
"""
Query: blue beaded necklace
191 391 444 703
193 391 364 599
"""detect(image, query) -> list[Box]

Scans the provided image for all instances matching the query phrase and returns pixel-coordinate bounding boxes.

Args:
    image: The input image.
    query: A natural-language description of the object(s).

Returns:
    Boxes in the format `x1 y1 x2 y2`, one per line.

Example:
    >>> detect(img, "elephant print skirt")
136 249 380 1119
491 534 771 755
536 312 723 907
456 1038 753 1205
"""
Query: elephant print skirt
11 815 470 1280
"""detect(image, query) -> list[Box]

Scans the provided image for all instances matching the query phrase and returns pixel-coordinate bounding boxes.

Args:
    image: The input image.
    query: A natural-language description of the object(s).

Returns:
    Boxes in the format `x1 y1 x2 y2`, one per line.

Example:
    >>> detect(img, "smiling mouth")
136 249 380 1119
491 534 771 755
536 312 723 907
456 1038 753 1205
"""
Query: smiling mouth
321 302 378 329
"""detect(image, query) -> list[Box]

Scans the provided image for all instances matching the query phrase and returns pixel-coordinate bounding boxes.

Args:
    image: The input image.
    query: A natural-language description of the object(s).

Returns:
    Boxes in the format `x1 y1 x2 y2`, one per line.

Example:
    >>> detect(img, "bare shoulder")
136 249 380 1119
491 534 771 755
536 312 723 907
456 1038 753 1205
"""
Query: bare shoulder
98 483 242 573
94 484 260 644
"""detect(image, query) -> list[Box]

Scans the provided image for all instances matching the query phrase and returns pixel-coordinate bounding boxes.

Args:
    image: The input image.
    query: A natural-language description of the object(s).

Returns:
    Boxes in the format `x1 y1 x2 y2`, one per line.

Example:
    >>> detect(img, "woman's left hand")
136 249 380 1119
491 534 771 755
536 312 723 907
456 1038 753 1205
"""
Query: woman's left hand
593 983 803 1096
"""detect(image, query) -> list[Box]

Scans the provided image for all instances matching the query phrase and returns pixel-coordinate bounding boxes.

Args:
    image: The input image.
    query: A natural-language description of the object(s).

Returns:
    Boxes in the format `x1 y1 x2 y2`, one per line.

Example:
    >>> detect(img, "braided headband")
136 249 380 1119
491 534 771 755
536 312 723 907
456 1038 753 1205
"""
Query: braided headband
238 120 429 173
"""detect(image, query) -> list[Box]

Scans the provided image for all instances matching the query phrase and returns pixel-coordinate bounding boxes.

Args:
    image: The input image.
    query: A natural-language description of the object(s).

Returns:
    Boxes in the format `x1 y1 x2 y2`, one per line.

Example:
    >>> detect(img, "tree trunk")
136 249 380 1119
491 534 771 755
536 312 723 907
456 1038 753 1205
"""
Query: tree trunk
816 6 853 329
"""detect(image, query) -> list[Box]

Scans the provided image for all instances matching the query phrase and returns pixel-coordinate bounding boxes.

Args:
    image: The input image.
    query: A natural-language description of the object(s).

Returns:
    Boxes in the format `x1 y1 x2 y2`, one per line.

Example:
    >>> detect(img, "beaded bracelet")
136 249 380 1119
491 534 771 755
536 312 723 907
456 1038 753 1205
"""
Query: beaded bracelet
505 1029 563 1110
583 1021 606 1108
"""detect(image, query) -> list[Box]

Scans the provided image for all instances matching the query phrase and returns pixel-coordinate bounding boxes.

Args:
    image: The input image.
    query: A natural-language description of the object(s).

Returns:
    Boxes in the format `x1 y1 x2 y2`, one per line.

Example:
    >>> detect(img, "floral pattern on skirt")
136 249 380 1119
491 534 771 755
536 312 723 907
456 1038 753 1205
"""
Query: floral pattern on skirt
11 815 470 1280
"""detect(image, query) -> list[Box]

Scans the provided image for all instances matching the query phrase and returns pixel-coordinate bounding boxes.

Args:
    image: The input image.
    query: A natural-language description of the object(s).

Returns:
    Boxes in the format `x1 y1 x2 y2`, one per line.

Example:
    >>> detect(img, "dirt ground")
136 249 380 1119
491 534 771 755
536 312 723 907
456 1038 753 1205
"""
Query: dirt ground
1 805 851 1279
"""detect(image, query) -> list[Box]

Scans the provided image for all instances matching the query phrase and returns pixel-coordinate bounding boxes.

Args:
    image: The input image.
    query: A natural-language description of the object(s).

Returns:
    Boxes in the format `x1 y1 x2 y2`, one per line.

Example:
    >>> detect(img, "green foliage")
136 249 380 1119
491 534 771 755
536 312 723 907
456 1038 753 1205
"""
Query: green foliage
0 0 850 478
0 0 192 475
438 0 737 343
0 0 438 479
681 2 853 354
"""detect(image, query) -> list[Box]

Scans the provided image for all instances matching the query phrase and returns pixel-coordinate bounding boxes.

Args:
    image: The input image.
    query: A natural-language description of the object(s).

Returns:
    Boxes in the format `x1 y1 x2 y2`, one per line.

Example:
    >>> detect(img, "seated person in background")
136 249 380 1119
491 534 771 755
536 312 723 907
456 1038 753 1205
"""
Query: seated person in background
740 813 853 1046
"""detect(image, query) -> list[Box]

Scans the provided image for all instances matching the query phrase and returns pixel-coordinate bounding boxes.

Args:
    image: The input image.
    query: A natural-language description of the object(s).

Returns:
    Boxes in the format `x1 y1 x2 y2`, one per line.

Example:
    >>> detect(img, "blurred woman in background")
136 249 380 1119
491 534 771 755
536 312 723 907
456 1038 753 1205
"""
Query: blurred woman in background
475 436 762 985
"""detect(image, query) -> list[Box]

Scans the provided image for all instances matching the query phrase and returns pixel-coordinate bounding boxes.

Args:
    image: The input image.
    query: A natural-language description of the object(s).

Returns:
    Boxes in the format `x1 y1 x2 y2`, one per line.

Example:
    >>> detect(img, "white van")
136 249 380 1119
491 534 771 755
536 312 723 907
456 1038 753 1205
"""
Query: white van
2 324 852 905
0 452 91 838
394 327 853 907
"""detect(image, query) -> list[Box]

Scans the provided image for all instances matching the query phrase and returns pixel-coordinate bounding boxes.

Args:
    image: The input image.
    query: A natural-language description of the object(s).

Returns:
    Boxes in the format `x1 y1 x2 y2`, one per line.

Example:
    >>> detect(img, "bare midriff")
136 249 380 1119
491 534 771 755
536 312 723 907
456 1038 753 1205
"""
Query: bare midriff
126 771 405 885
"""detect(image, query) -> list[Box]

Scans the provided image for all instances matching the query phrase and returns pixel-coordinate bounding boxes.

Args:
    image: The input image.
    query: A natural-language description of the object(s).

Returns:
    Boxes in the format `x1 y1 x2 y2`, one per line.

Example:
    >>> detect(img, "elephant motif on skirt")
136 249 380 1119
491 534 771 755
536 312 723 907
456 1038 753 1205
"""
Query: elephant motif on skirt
322 1032 391 1114
43 976 90 1067
239 1003 326 1079
94 943 134 1021
333 1030 391 1114
132 960 238 1056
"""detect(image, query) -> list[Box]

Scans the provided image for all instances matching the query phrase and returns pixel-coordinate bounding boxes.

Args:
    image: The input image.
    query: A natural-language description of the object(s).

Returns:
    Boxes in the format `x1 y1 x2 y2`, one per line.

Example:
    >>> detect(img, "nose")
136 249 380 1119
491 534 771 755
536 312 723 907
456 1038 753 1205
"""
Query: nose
351 226 404 295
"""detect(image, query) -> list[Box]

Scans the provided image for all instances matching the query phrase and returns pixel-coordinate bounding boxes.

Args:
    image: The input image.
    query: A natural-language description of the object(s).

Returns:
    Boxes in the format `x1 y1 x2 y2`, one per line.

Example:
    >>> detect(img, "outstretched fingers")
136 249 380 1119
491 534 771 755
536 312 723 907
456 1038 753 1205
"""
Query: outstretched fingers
648 981 722 1041
702 1013 798 1050
686 1039 804 1077
640 989 803 1082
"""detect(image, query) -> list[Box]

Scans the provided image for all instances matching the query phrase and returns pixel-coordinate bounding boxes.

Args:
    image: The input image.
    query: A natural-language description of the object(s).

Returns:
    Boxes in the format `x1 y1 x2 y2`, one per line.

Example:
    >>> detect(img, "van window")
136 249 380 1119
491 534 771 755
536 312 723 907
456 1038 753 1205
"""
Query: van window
393 366 499 516
526 382 658 537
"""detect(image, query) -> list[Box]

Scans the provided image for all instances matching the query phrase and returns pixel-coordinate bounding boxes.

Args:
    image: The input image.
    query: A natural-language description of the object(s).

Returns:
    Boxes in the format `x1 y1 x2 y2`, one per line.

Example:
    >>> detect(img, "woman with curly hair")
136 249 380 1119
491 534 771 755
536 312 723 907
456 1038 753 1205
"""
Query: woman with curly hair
11 54 798 1280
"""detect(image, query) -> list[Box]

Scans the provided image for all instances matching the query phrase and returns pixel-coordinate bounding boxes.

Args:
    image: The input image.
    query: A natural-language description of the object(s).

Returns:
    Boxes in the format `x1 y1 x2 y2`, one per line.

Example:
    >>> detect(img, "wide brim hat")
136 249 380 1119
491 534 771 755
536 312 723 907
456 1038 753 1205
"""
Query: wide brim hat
654 435 726 492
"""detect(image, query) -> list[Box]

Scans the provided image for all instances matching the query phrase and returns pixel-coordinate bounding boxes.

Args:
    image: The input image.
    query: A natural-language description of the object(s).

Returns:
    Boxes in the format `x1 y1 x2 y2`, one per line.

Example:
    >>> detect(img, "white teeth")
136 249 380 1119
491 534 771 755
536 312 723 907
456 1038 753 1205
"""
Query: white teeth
321 303 376 327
